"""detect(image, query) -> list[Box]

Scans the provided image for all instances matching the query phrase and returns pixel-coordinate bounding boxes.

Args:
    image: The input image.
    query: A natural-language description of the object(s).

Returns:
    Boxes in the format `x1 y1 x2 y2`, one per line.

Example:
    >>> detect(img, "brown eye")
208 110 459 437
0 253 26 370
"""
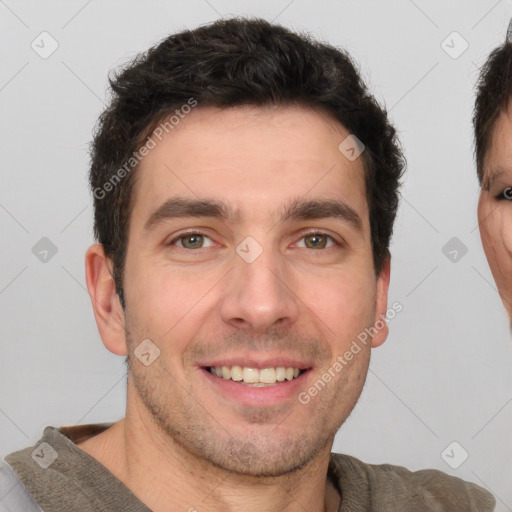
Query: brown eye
300 233 335 249
181 234 204 248
305 234 326 249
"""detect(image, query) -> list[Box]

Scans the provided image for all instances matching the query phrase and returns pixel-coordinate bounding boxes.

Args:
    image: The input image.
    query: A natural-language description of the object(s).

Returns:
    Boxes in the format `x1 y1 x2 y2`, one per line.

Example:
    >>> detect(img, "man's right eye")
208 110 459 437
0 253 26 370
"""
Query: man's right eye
168 232 215 249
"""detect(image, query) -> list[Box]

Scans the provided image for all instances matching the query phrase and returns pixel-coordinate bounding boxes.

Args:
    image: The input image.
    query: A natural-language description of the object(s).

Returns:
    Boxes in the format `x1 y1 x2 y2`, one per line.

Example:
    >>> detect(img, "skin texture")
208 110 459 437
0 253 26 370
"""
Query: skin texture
82 105 391 512
478 106 512 320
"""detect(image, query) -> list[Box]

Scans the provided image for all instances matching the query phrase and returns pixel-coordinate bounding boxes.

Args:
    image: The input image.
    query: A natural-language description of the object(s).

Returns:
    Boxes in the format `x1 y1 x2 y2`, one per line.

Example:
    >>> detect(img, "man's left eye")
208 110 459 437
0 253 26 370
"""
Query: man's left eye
295 233 336 249
171 233 214 249
496 187 512 201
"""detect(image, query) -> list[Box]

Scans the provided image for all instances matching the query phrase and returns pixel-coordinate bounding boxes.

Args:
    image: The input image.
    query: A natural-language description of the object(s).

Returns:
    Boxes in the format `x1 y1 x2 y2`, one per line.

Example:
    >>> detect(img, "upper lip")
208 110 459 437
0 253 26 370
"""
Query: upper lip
199 354 313 370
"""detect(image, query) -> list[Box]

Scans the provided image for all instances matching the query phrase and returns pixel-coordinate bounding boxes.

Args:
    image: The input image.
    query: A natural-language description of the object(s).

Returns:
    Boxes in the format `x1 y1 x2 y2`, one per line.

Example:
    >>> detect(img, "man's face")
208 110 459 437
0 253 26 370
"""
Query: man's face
478 106 512 319
121 105 389 476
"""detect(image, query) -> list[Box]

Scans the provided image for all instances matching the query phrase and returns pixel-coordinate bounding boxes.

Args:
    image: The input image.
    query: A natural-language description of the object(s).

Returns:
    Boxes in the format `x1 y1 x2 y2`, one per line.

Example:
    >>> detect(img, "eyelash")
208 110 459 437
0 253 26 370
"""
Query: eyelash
167 230 340 249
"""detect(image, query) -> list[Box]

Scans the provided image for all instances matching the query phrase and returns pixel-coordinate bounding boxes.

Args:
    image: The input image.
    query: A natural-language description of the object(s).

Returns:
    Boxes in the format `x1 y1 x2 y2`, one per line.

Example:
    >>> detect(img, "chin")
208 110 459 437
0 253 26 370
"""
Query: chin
203 433 326 477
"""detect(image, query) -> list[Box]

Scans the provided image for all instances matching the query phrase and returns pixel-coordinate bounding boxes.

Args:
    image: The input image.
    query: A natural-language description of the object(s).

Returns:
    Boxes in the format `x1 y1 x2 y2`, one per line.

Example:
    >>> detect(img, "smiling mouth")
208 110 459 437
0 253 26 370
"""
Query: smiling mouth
206 366 307 386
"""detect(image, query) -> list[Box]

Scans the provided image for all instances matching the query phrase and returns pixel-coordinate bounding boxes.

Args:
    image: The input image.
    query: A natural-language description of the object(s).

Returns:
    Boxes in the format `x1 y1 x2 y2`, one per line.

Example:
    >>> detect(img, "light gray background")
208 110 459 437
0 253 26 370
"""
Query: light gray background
1 0 511 509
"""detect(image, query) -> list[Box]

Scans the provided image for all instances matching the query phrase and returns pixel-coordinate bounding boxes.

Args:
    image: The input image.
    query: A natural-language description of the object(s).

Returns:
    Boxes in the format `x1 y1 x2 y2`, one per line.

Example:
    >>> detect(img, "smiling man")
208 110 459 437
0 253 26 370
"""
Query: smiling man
1 17 495 512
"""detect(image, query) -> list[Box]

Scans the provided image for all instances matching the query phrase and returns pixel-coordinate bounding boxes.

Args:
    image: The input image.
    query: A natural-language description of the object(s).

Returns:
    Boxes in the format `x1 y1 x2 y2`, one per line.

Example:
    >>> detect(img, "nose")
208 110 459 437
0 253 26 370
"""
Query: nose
219 245 300 334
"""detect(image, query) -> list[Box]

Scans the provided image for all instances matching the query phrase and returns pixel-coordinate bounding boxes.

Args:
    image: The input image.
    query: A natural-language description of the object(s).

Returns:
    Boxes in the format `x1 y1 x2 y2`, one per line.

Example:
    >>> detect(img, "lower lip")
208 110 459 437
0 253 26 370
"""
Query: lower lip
200 368 310 407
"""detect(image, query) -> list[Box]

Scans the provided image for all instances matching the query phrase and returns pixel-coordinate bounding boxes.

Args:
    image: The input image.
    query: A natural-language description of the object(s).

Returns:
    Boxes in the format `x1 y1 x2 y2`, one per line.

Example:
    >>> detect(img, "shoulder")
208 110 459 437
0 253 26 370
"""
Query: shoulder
0 457 43 511
329 453 496 511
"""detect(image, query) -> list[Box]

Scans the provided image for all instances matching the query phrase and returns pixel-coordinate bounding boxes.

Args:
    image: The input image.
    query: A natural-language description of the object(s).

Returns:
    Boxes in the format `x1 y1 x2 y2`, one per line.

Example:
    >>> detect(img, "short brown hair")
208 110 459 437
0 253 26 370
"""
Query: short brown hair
474 39 512 184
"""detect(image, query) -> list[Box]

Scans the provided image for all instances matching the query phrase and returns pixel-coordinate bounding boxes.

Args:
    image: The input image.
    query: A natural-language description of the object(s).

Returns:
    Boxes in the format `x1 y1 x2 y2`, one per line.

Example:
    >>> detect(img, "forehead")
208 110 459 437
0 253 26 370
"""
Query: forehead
131 105 368 226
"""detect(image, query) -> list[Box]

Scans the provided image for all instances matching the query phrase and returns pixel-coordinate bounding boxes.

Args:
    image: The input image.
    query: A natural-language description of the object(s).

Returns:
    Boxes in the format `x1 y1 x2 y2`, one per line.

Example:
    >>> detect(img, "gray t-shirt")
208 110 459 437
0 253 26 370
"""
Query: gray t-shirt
1 423 496 511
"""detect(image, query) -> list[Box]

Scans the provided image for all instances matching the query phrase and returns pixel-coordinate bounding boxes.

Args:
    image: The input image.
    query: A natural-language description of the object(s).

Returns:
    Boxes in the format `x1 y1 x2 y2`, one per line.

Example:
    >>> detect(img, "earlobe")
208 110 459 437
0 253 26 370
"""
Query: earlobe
85 244 128 356
371 256 391 348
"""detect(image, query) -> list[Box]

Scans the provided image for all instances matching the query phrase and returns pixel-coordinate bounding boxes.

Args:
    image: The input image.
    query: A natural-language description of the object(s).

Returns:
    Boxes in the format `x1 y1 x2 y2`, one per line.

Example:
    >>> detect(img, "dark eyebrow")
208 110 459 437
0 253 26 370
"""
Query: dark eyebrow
143 196 362 233
143 197 239 232
280 197 362 230
483 166 507 191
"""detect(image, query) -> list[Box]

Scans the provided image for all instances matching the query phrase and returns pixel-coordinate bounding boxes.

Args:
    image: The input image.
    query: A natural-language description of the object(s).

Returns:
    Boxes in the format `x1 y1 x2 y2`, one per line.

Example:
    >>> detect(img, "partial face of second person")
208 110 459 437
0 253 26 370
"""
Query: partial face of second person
94 105 390 476
479 103 512 318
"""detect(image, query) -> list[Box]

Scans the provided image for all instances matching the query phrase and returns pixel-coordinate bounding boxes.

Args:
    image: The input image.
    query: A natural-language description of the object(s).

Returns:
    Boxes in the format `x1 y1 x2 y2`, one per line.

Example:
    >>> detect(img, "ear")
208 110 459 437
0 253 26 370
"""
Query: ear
85 244 127 356
371 255 391 348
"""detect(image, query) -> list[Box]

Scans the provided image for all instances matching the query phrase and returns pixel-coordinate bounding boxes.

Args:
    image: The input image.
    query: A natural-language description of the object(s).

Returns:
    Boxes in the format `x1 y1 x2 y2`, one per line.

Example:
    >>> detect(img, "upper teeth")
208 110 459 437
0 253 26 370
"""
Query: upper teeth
209 366 301 385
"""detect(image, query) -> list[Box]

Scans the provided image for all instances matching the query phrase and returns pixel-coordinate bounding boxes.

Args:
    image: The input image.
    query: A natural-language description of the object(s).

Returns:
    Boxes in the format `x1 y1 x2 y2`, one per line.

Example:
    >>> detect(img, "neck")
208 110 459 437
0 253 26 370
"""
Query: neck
78 400 340 512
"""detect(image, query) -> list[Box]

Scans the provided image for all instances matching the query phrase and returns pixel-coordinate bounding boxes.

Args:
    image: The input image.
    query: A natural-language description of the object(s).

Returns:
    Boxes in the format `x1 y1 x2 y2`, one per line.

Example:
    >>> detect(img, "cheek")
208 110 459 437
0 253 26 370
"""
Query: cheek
300 268 376 336
479 200 512 312
500 208 512 257
479 199 499 263
480 203 512 264
124 257 215 352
